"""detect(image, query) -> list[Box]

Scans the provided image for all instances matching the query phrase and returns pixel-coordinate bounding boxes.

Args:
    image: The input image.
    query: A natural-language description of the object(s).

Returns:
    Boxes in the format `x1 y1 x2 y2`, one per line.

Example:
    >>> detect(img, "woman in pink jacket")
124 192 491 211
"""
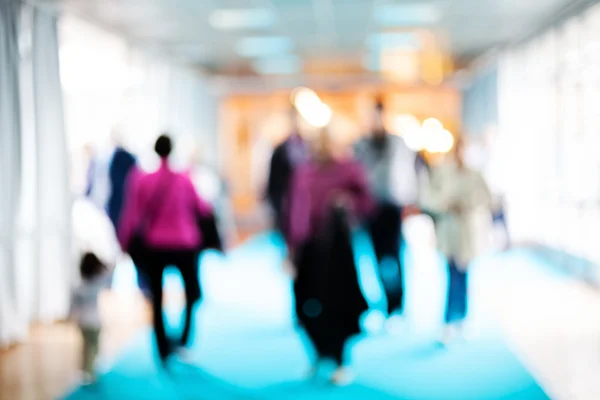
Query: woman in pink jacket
119 134 213 363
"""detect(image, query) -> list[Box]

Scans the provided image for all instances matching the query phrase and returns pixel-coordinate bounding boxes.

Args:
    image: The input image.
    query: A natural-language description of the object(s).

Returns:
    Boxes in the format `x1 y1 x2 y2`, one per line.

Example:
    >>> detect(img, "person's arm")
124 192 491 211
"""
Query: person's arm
68 289 82 322
186 175 213 218
286 168 311 252
85 159 95 197
470 172 494 211
346 162 375 219
419 167 452 215
265 147 281 206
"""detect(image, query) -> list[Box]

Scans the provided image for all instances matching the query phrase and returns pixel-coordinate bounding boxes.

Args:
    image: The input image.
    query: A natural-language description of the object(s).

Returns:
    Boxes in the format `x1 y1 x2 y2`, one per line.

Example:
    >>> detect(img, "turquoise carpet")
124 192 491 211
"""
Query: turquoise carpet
64 232 549 400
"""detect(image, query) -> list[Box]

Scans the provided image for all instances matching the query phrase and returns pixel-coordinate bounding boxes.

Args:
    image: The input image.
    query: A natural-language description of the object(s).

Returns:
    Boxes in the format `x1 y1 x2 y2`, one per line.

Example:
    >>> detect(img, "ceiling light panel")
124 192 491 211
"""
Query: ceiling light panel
235 36 294 57
375 3 442 27
209 8 276 30
367 32 420 51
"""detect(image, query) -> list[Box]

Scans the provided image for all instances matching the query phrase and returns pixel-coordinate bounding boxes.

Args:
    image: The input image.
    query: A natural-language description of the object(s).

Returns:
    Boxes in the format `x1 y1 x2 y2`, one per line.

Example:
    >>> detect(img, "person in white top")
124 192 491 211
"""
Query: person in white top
419 137 492 344
69 253 113 384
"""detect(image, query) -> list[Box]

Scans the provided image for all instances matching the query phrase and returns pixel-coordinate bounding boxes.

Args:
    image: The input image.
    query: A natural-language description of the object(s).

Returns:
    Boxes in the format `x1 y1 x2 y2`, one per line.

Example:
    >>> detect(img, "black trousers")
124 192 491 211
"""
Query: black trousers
368 202 404 315
144 249 201 361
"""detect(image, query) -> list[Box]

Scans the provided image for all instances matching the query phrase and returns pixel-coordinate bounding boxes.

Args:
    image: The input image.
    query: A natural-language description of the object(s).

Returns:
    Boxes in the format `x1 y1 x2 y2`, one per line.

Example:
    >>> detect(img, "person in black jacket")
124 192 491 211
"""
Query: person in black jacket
266 107 308 236
107 142 137 230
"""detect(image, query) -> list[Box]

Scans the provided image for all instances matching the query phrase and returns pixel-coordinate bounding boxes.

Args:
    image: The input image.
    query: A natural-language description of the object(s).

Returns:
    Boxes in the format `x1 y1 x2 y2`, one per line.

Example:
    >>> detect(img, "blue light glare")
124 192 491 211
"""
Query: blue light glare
209 8 276 30
252 55 302 75
375 4 441 27
367 32 420 50
235 36 294 57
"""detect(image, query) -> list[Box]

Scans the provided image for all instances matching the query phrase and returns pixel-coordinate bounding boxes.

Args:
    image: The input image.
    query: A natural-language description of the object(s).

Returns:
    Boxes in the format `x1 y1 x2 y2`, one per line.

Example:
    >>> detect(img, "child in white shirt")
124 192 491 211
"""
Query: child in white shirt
69 252 113 384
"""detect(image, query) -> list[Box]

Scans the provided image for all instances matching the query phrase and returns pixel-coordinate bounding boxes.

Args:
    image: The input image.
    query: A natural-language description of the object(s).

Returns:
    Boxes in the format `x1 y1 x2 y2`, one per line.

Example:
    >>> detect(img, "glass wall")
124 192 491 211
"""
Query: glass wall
495 2 600 262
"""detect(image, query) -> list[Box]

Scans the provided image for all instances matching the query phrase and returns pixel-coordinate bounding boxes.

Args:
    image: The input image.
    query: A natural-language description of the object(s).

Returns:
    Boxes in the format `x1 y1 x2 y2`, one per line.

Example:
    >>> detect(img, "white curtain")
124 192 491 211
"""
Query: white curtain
0 0 25 346
1 3 72 347
31 8 72 321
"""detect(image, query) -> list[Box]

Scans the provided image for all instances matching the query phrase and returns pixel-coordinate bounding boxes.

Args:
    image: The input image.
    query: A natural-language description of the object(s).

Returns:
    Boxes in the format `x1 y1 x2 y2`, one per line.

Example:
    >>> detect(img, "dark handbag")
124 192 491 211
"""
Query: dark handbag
127 177 173 261
197 212 223 252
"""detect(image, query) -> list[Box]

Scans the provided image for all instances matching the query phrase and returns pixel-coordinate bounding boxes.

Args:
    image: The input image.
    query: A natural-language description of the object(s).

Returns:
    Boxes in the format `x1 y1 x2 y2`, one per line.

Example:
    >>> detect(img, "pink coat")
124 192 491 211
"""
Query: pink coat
118 161 212 251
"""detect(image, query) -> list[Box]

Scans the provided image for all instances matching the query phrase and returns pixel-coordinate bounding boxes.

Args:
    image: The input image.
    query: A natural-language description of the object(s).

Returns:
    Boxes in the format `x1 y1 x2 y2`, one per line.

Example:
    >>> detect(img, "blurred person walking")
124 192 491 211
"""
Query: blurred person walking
353 100 421 328
106 132 137 230
119 134 216 364
286 128 373 385
69 253 114 385
266 106 309 236
85 131 151 298
419 138 492 344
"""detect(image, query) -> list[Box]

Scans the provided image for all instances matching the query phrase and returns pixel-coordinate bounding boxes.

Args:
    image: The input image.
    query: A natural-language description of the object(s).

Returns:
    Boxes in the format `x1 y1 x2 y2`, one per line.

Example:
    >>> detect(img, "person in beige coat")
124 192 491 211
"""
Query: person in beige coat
419 138 492 343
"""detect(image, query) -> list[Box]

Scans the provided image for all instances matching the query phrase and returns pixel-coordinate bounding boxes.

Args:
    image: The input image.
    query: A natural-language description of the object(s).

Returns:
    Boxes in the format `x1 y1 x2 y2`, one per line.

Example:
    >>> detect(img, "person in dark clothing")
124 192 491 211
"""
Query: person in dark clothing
354 100 421 326
107 146 137 229
106 139 152 298
119 135 215 363
266 107 308 235
287 128 373 385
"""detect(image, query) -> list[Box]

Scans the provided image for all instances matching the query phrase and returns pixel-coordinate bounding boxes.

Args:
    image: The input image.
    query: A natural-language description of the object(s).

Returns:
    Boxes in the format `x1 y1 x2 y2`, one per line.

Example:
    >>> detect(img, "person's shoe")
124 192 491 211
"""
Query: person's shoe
305 365 319 380
79 371 97 387
175 347 196 364
305 358 323 380
437 325 455 347
385 314 406 335
439 322 466 346
329 367 354 386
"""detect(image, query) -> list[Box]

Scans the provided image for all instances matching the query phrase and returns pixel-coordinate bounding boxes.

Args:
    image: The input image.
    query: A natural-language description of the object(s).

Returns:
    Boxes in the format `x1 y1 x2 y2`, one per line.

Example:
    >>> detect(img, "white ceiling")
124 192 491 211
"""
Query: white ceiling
37 0 577 75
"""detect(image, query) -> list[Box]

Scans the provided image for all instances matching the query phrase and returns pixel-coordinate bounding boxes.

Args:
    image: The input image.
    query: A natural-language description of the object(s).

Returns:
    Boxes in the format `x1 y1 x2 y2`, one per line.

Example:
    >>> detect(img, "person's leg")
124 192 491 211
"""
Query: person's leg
176 251 201 348
440 259 457 344
444 259 458 325
134 261 152 300
370 203 403 315
455 265 468 322
148 260 170 362
81 327 100 380
390 205 404 314
329 333 354 385
368 206 392 313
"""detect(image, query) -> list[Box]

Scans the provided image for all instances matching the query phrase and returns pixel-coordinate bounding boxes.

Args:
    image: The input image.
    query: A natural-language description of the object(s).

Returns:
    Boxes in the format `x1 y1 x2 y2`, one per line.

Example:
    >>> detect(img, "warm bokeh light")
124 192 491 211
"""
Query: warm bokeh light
422 117 443 132
404 128 426 151
292 87 332 128
393 115 452 153
395 114 426 151
425 128 454 153
393 114 421 136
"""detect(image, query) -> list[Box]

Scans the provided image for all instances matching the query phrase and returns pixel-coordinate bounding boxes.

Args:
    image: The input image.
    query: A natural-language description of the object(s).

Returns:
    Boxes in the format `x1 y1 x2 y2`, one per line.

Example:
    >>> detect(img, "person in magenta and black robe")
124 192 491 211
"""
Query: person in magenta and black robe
286 128 373 385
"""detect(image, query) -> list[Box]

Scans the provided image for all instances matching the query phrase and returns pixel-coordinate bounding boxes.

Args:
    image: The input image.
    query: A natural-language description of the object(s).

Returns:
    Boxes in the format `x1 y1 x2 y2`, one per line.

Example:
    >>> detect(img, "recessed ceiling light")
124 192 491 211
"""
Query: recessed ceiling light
375 4 441 26
367 33 420 50
252 55 302 75
236 36 294 57
209 8 276 30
